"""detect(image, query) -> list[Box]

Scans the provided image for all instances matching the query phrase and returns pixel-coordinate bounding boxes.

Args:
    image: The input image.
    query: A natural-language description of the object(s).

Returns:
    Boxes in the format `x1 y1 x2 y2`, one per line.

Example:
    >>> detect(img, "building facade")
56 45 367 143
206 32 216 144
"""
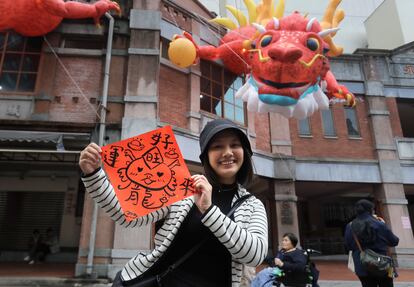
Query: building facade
0 0 413 278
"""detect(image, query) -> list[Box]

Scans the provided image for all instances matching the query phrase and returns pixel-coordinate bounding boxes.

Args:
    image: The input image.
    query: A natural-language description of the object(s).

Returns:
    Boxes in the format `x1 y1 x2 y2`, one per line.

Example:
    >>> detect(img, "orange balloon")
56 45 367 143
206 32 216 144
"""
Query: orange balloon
168 38 197 68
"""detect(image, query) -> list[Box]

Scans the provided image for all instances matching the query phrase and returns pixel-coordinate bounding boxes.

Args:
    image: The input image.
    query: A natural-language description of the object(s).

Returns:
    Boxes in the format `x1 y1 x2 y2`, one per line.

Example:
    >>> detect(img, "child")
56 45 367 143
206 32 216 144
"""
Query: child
79 118 268 286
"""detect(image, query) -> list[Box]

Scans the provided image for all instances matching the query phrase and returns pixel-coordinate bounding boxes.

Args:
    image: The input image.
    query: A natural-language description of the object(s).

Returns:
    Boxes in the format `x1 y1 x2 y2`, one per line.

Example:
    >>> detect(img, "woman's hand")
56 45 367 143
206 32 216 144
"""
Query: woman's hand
373 214 385 223
191 174 212 214
274 258 284 267
79 143 102 174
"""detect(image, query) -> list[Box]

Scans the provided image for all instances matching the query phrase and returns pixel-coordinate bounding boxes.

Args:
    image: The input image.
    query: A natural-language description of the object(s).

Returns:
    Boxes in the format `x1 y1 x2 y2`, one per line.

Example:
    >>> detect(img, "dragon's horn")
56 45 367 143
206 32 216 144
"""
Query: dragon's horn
252 23 266 33
210 17 238 30
318 27 340 38
272 17 280 29
226 5 247 27
306 17 317 31
274 0 285 19
244 0 257 24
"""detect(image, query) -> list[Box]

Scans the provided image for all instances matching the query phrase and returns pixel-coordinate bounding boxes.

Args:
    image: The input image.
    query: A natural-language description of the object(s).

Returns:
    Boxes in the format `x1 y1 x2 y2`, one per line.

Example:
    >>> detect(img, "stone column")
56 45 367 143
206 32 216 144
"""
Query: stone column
268 107 298 250
364 74 414 267
270 113 292 155
271 180 300 251
109 1 162 278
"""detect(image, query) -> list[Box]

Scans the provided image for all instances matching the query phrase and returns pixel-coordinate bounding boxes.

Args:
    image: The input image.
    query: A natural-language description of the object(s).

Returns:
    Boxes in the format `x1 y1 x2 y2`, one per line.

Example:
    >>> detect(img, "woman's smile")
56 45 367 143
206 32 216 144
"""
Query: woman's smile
208 130 244 184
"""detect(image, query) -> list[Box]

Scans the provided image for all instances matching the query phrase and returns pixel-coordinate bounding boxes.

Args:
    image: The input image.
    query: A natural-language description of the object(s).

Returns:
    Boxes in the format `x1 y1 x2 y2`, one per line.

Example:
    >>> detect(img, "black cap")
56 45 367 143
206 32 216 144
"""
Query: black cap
199 118 252 161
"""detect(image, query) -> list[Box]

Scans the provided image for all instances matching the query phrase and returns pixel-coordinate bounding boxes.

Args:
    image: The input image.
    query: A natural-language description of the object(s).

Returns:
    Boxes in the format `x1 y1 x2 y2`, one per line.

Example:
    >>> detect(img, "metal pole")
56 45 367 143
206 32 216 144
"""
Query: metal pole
86 12 114 277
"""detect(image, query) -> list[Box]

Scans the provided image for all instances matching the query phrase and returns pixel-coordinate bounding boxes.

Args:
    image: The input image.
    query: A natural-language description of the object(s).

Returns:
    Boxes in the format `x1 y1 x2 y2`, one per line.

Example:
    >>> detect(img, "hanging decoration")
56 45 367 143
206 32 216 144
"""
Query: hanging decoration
0 0 120 37
168 0 356 119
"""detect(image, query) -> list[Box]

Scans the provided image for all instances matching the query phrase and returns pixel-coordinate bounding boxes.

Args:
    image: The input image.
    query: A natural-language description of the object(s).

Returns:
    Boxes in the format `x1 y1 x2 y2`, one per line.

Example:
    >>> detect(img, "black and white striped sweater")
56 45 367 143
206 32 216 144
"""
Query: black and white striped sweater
82 169 268 286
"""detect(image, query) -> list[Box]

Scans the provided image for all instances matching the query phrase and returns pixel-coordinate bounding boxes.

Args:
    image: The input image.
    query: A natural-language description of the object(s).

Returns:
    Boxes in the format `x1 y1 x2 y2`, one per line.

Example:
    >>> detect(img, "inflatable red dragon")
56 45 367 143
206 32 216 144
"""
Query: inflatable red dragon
169 0 355 119
0 0 120 37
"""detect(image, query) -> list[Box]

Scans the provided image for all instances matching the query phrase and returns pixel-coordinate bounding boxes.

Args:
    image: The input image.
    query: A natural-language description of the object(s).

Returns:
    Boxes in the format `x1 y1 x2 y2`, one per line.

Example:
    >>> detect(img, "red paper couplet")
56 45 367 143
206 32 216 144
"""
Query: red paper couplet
101 126 195 221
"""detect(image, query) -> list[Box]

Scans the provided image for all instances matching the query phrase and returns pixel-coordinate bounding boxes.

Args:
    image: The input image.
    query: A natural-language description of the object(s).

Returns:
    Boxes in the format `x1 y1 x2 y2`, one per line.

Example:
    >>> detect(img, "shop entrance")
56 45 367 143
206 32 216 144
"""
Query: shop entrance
296 181 375 255
0 191 65 251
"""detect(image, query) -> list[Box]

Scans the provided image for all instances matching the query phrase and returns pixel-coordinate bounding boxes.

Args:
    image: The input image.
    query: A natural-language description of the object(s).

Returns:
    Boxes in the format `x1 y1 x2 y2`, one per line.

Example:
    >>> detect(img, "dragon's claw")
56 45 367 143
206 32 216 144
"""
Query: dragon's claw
346 93 356 107
94 0 121 23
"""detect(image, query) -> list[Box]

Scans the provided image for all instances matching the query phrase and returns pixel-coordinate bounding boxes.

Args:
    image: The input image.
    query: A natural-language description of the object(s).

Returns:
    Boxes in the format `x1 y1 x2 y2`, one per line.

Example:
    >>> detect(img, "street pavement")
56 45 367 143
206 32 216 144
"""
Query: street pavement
1 262 413 287
2 282 414 287
319 281 414 287
1 278 414 287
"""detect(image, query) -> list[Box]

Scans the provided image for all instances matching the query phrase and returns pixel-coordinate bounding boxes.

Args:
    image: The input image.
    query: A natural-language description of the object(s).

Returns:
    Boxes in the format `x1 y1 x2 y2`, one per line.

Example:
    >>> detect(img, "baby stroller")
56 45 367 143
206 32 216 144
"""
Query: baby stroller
273 249 321 287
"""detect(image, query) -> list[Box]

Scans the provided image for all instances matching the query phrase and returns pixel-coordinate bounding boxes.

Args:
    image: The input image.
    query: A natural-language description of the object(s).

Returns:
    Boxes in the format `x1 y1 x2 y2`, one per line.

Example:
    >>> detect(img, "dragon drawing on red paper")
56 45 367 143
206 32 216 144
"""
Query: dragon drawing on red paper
169 0 356 119
0 0 120 37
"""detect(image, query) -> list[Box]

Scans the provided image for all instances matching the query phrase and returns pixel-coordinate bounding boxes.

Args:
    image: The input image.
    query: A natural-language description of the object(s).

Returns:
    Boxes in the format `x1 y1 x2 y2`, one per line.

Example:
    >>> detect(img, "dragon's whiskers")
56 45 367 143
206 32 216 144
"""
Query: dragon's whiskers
248 49 271 62
299 54 326 68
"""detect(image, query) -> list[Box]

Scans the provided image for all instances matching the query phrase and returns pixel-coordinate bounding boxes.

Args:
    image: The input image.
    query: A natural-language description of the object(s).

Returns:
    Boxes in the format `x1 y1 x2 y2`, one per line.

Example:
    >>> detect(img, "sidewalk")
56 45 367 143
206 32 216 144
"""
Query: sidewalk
315 260 414 282
0 263 74 278
318 281 414 287
0 261 413 286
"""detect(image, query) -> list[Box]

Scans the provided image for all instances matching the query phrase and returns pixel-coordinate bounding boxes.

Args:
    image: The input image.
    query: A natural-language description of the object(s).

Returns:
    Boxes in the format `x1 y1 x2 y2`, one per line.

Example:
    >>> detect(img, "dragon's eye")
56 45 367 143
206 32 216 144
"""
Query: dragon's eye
306 37 320 51
260 35 272 47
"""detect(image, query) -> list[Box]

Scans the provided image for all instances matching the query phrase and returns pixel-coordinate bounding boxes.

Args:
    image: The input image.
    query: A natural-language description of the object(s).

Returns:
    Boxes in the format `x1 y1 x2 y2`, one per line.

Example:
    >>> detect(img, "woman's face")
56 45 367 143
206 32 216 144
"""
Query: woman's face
281 236 294 250
207 130 244 185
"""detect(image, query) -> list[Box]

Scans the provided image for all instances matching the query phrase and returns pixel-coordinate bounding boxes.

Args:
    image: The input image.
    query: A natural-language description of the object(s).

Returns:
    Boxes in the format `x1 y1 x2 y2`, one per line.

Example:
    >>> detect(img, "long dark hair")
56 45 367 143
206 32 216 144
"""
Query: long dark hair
200 133 253 188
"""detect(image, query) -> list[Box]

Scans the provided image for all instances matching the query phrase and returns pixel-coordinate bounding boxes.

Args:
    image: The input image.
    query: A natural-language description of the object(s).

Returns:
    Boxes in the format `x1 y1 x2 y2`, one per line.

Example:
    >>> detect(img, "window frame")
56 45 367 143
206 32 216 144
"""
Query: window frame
321 108 337 138
298 117 312 137
344 107 361 138
160 37 171 60
0 31 43 94
199 60 246 125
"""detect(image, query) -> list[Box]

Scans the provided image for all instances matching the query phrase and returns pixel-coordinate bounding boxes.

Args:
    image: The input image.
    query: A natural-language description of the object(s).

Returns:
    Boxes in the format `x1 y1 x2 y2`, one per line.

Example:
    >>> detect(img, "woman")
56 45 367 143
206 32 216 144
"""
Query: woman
344 199 399 287
251 233 307 287
79 118 268 286
275 233 307 287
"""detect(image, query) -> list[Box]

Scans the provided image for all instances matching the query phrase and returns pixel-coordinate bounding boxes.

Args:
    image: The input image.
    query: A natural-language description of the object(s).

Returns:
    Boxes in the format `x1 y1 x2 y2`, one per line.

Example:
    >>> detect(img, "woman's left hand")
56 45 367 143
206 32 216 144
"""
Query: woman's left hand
191 174 212 214
274 258 284 267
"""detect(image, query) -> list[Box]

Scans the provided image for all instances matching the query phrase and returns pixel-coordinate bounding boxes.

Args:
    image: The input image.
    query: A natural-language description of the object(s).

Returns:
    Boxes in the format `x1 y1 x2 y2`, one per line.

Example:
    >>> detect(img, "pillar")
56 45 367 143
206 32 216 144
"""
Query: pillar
364 55 414 267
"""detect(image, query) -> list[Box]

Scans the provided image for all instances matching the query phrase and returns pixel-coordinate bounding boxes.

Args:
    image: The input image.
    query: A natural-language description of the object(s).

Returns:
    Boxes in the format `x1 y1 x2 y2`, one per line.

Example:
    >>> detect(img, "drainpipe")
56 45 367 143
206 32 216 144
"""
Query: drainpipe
86 12 114 277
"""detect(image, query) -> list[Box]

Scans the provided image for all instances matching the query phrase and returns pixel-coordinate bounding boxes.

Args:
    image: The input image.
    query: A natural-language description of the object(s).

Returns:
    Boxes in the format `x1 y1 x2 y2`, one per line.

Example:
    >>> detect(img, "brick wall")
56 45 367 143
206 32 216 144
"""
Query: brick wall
291 100 377 159
159 65 188 129
387 97 403 138
255 113 271 153
49 57 102 123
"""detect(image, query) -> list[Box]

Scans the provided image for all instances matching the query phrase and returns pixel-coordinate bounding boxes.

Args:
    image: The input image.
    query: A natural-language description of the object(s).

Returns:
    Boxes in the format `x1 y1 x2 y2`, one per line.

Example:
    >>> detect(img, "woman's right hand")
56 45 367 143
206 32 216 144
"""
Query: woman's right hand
274 258 284 267
79 143 102 174
373 214 385 223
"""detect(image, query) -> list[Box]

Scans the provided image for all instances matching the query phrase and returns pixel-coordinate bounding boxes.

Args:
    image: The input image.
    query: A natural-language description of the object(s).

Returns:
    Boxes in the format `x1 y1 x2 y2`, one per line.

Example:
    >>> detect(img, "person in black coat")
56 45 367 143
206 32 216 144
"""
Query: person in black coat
345 199 399 287
274 233 307 287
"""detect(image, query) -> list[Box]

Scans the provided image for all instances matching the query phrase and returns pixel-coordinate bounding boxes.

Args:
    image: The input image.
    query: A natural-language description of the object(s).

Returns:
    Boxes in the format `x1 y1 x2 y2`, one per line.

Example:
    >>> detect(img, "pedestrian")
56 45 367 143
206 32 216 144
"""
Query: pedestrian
273 233 308 287
24 229 47 264
79 118 268 287
44 227 60 255
252 233 309 287
344 199 399 287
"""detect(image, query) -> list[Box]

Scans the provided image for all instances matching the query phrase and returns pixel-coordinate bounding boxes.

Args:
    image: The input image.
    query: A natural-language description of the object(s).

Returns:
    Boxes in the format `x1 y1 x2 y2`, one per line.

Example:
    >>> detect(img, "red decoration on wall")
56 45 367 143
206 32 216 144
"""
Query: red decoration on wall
0 0 120 37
